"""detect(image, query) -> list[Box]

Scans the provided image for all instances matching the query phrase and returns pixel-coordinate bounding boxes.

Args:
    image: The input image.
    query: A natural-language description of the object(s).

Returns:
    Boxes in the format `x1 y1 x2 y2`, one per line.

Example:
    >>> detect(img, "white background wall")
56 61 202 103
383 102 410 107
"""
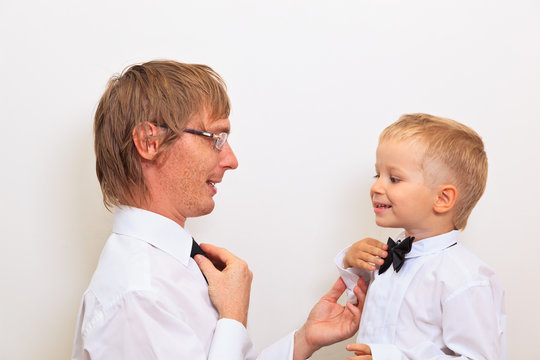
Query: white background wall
1 1 539 359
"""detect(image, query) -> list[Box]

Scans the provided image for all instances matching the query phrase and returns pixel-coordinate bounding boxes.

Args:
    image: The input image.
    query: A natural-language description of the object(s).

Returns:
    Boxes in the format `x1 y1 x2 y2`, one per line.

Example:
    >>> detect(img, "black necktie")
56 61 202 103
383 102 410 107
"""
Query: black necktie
190 238 208 284
190 238 208 258
378 236 414 274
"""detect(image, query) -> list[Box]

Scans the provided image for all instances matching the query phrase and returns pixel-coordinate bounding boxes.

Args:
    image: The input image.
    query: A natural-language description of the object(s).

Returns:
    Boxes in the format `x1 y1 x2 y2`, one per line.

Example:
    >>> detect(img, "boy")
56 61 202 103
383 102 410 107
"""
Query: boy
336 113 506 359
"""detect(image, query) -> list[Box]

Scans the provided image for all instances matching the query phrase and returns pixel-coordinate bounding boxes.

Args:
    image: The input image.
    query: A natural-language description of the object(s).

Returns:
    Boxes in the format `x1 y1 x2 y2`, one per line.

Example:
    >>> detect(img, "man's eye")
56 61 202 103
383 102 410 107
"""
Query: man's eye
373 174 380 179
390 177 400 183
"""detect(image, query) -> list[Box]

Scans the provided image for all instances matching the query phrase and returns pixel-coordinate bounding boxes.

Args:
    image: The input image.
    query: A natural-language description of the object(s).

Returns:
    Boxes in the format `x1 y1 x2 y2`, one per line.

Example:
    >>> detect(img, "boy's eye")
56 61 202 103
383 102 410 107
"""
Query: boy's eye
390 176 400 183
373 174 380 179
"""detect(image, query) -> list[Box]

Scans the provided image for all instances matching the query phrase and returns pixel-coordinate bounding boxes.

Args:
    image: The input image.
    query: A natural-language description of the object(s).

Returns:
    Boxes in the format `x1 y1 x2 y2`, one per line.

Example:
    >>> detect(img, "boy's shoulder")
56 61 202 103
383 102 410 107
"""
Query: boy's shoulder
426 243 501 299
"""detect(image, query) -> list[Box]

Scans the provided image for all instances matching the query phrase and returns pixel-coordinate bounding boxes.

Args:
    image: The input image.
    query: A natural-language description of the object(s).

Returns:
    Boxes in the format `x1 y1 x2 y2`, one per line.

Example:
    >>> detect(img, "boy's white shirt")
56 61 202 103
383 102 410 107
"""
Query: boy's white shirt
336 230 506 359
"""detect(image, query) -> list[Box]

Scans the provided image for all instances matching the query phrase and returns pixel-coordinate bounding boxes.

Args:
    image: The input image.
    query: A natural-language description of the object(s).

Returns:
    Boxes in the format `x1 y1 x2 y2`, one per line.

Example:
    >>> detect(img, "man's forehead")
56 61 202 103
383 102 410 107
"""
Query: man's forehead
185 110 230 130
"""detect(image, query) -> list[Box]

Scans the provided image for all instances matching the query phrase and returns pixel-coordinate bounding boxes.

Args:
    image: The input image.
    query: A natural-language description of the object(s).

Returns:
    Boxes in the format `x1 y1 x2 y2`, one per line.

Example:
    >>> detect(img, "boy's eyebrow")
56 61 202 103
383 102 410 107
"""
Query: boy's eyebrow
379 164 407 174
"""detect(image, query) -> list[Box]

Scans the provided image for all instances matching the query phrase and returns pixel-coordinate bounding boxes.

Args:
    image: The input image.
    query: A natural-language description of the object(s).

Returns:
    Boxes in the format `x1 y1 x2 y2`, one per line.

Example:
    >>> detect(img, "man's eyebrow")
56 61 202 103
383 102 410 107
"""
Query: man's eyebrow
209 124 231 134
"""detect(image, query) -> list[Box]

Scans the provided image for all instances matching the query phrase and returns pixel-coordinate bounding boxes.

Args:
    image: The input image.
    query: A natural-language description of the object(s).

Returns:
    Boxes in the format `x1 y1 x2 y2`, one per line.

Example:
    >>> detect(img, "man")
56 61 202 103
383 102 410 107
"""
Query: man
72 60 367 360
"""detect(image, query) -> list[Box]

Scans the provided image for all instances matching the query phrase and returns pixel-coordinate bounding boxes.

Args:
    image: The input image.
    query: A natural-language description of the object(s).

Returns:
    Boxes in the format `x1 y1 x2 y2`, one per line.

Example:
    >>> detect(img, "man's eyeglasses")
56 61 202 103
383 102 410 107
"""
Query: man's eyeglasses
157 124 229 150
183 128 228 150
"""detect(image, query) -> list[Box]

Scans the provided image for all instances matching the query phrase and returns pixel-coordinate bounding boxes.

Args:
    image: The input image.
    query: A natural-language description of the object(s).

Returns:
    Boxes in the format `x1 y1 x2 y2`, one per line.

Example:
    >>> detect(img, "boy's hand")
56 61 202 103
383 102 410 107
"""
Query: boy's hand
343 238 388 271
346 343 372 360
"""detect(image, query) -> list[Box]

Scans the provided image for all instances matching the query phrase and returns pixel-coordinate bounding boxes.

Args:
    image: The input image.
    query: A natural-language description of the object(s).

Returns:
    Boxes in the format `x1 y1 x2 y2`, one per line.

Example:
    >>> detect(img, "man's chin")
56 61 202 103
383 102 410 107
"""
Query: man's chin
197 201 215 217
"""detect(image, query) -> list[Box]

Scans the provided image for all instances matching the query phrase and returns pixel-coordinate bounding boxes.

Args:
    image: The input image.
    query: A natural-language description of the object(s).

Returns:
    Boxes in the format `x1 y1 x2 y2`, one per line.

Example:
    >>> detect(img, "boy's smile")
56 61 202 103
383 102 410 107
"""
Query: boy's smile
370 139 441 239
373 201 392 213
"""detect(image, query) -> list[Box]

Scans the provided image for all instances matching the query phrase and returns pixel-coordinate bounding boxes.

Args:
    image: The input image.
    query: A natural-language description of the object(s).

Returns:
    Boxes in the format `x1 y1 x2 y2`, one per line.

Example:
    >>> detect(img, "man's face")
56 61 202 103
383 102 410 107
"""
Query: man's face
151 112 238 226
369 139 439 236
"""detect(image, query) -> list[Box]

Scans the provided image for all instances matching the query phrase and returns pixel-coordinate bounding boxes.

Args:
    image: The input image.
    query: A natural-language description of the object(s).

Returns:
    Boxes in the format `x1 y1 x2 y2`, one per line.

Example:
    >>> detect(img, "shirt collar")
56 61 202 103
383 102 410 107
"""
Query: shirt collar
112 206 193 266
396 230 459 259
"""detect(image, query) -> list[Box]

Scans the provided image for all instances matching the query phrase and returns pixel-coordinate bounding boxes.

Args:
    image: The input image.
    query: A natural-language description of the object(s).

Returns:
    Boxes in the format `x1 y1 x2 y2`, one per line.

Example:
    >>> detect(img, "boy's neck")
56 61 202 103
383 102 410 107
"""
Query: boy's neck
404 226 456 242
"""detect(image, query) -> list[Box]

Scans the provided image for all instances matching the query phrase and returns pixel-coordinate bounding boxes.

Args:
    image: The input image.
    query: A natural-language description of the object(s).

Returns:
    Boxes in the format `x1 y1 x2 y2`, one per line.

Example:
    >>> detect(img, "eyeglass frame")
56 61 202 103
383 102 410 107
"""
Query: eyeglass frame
182 128 229 150
156 123 228 150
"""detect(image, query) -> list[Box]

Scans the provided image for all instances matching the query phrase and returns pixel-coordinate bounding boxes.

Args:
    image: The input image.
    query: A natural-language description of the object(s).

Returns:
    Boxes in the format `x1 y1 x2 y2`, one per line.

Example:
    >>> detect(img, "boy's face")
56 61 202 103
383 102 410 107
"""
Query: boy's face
370 139 440 237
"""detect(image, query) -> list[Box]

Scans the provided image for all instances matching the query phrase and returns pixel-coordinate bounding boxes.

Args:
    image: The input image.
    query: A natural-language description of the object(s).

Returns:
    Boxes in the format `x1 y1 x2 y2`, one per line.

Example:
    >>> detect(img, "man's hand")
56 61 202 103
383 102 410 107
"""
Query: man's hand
293 277 368 360
195 244 253 327
344 238 388 271
346 343 372 360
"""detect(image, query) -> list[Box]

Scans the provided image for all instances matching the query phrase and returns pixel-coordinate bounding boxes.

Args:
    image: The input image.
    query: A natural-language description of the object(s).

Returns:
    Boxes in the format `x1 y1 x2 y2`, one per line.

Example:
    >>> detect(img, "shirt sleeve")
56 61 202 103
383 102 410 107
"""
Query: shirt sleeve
210 318 258 360
440 281 504 359
335 246 372 304
213 323 296 360
257 332 296 360
368 281 505 359
77 291 258 360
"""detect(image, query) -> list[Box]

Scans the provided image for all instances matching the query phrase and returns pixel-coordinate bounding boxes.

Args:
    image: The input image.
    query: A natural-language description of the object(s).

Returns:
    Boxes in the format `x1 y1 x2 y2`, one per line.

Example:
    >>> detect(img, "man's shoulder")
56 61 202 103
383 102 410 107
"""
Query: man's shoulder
87 233 155 305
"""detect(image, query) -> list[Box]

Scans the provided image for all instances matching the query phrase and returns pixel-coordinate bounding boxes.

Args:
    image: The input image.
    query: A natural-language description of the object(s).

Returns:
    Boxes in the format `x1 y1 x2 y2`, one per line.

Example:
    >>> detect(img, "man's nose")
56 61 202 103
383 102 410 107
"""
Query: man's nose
220 142 239 170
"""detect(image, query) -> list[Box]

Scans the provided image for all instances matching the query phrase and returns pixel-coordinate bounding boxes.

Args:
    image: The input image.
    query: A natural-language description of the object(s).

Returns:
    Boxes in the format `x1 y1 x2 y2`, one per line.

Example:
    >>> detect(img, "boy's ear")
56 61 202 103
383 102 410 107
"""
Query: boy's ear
433 185 458 214
132 122 163 160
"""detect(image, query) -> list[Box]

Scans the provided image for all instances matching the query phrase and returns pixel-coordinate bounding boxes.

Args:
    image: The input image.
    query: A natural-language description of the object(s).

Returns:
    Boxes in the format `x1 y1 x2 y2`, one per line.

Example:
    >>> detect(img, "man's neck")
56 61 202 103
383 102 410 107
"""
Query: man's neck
123 202 187 228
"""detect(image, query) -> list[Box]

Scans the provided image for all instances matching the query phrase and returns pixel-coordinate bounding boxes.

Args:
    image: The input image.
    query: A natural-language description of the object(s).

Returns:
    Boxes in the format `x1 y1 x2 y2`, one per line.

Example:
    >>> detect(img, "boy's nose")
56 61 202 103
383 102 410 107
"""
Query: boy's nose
370 177 383 194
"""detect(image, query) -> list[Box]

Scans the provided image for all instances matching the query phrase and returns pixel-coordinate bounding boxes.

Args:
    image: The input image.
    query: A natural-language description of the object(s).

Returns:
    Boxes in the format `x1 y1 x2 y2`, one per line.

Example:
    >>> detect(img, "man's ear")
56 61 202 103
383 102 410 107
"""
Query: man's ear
132 122 163 160
433 185 458 214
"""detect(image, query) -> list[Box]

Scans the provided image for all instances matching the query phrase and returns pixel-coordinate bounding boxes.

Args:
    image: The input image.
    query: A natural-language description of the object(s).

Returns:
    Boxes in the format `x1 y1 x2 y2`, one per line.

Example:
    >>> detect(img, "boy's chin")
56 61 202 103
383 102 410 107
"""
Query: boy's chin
375 218 399 228
375 218 395 227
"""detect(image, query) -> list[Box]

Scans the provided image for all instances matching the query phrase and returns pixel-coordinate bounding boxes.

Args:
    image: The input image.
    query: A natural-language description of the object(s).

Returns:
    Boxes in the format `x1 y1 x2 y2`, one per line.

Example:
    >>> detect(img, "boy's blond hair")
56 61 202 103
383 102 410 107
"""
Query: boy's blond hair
379 113 488 230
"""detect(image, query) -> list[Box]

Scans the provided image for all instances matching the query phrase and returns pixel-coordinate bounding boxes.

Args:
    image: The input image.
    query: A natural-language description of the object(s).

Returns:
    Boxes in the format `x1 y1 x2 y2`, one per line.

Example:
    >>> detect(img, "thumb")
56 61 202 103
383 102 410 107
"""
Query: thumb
195 255 219 280
323 277 346 302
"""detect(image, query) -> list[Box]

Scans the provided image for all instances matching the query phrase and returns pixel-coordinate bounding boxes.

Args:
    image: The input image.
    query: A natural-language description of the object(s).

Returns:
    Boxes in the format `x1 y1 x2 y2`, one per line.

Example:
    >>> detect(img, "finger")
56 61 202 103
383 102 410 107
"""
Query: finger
367 244 388 259
363 237 388 251
200 243 236 267
355 250 385 266
353 285 366 310
346 253 376 271
358 343 372 355
346 343 371 354
194 254 219 279
356 277 369 293
345 302 361 323
355 243 387 259
346 343 364 352
323 277 346 302
350 260 376 272
349 244 386 263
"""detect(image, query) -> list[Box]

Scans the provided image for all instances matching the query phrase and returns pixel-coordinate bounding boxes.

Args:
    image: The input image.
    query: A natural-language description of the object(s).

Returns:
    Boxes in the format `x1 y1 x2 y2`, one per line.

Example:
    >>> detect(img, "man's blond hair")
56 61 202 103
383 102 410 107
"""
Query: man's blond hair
94 60 230 209
380 113 488 229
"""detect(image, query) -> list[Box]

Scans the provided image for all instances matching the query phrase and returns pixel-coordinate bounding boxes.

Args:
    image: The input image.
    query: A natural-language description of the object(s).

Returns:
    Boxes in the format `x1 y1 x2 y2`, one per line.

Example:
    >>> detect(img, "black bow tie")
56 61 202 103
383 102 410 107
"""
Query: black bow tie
190 238 207 258
378 236 414 274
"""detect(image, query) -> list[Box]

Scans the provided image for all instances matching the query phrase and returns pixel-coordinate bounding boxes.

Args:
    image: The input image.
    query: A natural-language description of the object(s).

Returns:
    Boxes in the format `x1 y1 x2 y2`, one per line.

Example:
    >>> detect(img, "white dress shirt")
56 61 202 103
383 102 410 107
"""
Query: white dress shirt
72 206 294 360
336 230 506 359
